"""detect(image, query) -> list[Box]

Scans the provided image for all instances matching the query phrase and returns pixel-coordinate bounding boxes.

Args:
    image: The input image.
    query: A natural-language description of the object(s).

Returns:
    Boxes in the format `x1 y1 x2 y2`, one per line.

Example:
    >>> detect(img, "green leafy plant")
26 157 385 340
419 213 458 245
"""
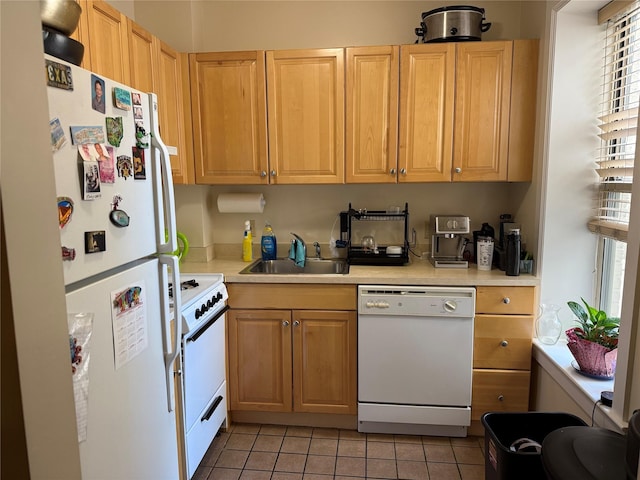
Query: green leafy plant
567 298 620 349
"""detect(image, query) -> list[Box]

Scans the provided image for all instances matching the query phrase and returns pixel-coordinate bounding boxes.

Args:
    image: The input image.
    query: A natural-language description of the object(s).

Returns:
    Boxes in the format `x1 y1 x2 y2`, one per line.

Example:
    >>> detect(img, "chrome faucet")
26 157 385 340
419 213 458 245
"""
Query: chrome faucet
313 242 321 258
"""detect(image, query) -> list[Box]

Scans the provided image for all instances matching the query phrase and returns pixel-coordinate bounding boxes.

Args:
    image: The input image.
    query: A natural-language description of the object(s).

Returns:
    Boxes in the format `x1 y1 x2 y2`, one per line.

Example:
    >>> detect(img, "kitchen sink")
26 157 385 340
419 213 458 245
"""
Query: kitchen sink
240 258 349 275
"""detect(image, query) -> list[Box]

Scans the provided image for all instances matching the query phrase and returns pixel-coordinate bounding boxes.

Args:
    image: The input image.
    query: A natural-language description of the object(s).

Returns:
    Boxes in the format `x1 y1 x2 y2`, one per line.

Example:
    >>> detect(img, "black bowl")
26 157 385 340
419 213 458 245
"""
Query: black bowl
42 26 84 66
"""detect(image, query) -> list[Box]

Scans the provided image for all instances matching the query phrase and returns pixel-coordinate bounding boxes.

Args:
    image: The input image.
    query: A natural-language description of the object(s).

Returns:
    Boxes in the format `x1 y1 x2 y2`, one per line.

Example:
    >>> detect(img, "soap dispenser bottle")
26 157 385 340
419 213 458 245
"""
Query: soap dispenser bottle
261 222 277 261
242 220 253 262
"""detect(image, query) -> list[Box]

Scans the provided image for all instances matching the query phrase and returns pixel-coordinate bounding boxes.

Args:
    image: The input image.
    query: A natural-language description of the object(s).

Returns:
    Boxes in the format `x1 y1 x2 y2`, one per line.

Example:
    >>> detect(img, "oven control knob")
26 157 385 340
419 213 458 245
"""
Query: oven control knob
195 308 201 319
216 292 223 300
443 300 457 312
207 299 213 308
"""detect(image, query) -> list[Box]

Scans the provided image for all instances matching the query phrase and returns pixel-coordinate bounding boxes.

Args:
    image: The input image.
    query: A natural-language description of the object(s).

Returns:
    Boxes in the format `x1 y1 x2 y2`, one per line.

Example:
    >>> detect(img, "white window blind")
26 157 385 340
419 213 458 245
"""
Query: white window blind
590 3 640 242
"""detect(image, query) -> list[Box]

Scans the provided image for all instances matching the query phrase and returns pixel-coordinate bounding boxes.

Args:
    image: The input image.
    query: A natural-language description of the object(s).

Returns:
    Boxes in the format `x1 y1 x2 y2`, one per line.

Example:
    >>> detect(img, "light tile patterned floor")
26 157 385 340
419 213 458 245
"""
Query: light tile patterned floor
193 424 485 480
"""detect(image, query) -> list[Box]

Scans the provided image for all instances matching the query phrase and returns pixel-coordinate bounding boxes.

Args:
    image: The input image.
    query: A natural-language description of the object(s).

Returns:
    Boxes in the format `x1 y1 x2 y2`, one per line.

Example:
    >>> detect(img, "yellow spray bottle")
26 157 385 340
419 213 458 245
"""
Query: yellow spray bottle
242 220 253 262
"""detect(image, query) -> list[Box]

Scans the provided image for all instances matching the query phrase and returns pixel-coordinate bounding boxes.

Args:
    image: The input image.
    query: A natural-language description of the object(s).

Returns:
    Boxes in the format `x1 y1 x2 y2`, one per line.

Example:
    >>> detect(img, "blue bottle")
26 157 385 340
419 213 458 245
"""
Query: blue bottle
261 222 277 260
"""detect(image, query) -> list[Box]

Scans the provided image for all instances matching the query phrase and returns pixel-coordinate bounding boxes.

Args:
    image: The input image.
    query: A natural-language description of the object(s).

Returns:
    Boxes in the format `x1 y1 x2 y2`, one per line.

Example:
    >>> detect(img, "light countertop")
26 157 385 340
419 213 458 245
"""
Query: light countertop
180 256 539 286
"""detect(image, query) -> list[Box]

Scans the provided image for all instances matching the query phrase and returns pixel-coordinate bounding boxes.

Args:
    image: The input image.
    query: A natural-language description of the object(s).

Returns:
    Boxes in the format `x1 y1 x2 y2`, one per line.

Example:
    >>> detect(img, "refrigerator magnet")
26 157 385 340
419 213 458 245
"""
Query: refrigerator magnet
106 117 124 147
132 147 146 180
113 87 131 111
85 231 106 253
57 196 74 228
82 161 102 200
45 59 73 90
61 246 76 261
91 74 105 114
116 155 133 180
110 195 130 228
135 124 149 148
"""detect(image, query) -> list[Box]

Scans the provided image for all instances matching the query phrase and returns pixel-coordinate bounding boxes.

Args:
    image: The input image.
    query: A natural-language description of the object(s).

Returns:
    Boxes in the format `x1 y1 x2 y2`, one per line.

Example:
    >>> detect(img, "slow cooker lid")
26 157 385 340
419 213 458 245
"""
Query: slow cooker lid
422 5 485 19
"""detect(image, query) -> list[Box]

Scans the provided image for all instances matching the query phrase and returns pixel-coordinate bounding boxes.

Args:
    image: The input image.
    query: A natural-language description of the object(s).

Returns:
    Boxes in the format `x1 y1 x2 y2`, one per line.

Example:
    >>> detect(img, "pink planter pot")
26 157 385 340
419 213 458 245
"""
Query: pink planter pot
566 329 617 377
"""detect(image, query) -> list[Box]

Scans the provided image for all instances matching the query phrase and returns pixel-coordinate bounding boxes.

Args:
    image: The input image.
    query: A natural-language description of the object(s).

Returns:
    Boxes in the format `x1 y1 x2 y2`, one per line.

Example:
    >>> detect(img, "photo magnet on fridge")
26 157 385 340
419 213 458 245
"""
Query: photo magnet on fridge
85 230 106 253
132 147 146 180
91 74 105 114
50 117 67 152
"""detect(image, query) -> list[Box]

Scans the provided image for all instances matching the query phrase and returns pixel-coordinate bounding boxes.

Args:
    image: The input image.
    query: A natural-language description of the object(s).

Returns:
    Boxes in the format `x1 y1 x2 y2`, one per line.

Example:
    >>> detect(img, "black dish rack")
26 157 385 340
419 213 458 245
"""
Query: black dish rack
342 203 409 266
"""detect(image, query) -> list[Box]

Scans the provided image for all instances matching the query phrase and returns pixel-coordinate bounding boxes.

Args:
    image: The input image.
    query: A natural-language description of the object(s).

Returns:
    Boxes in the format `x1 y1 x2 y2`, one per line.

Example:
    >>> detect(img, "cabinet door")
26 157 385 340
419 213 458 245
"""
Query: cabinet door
398 44 455 182
507 39 539 182
127 19 156 94
266 48 345 184
453 41 512 181
346 46 399 184
227 310 292 412
84 0 130 84
157 41 193 184
69 0 91 70
292 310 357 414
190 51 269 184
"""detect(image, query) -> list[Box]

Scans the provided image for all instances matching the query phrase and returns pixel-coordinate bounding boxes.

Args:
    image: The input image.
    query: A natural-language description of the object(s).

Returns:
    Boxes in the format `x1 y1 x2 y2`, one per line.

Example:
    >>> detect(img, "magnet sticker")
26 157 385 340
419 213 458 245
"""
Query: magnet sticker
45 59 73 90
91 74 105 114
106 117 124 147
62 246 76 261
132 92 142 106
117 155 133 180
57 196 74 228
50 117 67 152
132 147 146 180
133 106 144 121
82 161 101 200
85 230 106 253
96 144 115 184
113 87 131 111
70 126 105 145
135 123 149 149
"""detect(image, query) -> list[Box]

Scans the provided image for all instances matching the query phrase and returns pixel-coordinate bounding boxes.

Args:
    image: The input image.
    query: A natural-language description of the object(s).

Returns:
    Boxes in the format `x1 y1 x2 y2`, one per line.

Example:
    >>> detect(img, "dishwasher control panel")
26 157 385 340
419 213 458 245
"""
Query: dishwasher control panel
358 285 475 317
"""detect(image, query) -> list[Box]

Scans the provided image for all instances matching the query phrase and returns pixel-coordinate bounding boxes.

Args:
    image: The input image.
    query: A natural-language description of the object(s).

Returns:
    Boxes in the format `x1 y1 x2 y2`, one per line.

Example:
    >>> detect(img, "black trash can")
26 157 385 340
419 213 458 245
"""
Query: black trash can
482 412 587 480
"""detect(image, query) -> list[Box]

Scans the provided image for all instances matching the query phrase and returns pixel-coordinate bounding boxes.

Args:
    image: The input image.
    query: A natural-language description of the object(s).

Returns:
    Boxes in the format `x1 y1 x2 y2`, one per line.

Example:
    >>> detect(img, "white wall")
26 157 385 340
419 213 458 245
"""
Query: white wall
538 0 602 328
1 1 82 477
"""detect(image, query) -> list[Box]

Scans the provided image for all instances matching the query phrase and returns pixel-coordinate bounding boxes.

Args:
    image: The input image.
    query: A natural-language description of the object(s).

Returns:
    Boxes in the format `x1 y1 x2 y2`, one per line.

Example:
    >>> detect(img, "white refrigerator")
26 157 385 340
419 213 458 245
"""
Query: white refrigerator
46 54 184 479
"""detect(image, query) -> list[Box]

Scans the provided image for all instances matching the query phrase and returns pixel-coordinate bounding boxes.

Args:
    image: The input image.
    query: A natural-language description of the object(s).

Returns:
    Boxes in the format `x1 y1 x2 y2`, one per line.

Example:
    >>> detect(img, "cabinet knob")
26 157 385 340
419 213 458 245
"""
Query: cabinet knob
282 321 290 327
500 340 509 347
390 168 396 175
498 395 504 402
260 170 267 177
293 320 300 327
454 167 462 174
400 168 407 175
270 170 277 177
503 297 511 304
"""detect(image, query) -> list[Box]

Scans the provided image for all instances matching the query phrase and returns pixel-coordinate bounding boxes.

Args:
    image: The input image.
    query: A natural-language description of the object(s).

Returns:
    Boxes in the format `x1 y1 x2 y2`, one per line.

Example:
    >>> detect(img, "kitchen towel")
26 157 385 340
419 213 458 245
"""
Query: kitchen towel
288 239 305 267
217 193 265 213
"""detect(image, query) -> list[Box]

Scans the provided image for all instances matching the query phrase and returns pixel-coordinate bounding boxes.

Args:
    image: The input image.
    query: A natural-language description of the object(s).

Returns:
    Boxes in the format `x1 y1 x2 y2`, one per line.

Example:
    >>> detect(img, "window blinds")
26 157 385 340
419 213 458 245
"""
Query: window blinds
590 3 640 242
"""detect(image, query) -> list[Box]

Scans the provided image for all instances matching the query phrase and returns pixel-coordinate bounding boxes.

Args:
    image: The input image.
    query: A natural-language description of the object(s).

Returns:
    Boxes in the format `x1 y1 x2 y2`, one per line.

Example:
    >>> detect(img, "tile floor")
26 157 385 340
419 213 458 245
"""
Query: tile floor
193 424 486 480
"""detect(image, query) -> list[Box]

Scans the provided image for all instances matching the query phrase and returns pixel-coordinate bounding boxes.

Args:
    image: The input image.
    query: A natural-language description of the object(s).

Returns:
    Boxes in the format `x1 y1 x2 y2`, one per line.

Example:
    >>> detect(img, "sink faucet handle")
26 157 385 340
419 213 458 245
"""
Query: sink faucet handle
313 241 321 258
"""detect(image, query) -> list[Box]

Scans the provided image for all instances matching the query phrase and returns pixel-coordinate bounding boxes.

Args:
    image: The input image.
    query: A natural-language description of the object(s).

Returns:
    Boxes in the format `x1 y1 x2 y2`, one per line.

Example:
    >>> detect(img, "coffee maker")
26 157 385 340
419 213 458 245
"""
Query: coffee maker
429 215 470 268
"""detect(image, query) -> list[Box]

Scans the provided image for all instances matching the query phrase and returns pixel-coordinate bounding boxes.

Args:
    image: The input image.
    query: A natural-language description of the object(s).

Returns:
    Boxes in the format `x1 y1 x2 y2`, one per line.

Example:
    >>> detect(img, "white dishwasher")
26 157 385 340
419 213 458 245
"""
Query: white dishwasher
358 285 475 437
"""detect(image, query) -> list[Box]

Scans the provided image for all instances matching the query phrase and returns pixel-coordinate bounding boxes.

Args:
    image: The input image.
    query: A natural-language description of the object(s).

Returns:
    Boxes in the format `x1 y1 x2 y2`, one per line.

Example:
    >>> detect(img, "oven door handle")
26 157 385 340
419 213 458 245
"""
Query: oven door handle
201 395 223 422
187 305 229 343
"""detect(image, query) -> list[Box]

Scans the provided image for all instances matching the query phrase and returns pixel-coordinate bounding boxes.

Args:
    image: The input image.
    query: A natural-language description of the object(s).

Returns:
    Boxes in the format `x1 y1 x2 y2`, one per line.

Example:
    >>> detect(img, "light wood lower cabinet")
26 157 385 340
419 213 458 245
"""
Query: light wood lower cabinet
471 286 536 428
226 284 357 415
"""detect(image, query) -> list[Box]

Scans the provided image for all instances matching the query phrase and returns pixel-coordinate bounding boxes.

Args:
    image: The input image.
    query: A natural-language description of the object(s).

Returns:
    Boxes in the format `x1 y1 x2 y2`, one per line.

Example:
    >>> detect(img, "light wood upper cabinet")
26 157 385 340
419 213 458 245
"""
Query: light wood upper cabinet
346 46 399 183
127 19 155 93
266 48 345 184
190 51 269 185
398 43 456 182
156 42 193 184
82 0 130 84
453 41 512 181
127 21 193 184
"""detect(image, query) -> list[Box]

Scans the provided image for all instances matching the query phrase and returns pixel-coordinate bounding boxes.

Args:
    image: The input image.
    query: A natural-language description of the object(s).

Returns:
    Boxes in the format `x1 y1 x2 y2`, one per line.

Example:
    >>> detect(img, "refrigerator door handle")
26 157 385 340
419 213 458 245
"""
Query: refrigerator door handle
159 254 181 412
148 92 178 255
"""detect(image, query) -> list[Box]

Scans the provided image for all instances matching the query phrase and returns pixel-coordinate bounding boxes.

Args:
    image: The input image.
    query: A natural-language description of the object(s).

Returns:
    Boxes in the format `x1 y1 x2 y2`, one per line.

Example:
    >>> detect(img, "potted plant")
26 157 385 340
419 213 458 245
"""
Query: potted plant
566 298 620 378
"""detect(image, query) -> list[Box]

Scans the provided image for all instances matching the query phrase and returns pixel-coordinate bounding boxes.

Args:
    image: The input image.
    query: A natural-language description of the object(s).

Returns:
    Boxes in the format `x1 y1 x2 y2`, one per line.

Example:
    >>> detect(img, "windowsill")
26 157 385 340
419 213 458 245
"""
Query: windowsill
532 339 626 432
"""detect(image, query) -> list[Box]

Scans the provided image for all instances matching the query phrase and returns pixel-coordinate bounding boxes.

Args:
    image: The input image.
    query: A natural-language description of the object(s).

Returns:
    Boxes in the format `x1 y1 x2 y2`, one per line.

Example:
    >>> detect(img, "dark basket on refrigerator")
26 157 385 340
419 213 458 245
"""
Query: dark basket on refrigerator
482 411 587 480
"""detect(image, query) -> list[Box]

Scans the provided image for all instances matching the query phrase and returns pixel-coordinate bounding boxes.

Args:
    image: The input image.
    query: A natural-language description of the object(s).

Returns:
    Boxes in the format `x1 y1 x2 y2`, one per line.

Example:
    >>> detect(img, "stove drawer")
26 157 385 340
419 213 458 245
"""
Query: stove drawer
186 381 226 478
183 310 226 430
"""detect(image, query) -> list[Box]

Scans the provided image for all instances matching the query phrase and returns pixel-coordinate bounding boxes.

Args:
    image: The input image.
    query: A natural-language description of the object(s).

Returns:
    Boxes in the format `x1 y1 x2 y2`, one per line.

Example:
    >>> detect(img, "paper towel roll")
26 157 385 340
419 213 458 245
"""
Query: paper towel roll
217 193 266 213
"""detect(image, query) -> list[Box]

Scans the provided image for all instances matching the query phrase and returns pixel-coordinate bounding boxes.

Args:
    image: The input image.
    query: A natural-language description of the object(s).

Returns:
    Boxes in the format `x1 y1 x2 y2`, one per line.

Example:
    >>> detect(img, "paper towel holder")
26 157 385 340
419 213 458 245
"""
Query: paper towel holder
217 193 266 213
